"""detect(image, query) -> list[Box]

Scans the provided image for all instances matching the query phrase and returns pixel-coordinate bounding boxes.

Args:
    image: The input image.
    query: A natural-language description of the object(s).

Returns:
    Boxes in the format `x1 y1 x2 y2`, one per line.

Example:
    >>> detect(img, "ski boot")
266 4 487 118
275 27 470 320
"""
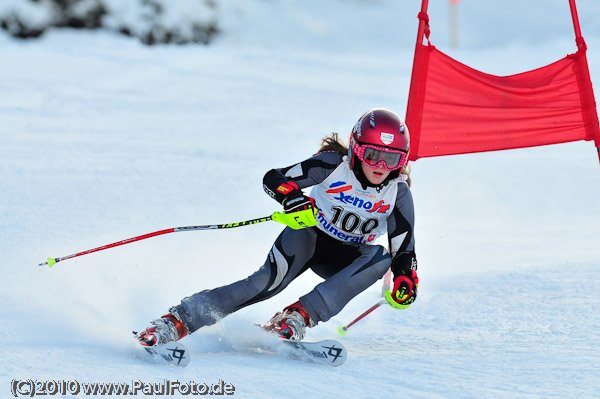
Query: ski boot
136 307 189 347
262 301 315 341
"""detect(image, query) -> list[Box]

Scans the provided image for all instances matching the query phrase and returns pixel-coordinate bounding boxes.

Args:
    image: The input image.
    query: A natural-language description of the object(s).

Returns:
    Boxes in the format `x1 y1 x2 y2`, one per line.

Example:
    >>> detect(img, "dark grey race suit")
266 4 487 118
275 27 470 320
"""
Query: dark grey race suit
173 152 416 333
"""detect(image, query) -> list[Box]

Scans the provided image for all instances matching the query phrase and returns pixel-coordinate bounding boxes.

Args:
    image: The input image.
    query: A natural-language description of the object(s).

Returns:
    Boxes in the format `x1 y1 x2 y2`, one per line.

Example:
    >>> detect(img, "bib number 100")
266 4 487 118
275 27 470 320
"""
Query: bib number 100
330 206 379 234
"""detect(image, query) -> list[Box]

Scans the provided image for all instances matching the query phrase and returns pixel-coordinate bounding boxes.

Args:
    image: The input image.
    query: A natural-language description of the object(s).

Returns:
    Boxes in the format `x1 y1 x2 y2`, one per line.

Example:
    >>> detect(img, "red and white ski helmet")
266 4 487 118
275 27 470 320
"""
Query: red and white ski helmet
348 108 410 171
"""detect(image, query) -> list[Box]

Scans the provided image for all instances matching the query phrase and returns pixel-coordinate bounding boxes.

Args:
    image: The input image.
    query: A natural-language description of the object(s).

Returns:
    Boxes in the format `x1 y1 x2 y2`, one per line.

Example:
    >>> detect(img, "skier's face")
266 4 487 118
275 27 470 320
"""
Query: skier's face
361 161 390 185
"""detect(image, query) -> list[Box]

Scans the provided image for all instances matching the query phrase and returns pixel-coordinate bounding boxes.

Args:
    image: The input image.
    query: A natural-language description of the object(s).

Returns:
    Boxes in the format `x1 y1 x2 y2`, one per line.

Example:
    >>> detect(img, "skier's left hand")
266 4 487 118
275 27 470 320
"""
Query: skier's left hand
385 269 419 310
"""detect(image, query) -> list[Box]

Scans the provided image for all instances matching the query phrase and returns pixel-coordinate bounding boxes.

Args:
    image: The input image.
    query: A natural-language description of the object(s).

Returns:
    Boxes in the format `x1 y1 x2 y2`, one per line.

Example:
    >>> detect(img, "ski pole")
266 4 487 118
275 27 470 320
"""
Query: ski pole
338 267 392 335
38 210 316 268
337 300 386 336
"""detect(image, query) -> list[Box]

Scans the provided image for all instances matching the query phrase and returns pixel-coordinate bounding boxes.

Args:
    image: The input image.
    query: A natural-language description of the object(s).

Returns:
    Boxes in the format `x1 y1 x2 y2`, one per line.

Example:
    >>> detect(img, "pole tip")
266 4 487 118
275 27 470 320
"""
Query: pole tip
47 258 57 268
337 326 348 336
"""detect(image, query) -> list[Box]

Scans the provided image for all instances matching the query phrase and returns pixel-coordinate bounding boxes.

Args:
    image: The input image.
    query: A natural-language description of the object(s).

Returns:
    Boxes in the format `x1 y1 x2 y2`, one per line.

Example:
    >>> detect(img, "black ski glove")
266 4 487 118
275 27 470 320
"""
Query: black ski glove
386 252 418 309
276 181 318 216
387 269 419 309
283 194 318 215
274 181 303 202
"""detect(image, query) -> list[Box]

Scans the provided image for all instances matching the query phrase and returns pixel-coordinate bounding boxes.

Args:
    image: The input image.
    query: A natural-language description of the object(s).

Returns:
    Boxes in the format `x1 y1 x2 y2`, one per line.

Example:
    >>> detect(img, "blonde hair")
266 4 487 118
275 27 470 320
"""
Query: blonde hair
317 133 411 187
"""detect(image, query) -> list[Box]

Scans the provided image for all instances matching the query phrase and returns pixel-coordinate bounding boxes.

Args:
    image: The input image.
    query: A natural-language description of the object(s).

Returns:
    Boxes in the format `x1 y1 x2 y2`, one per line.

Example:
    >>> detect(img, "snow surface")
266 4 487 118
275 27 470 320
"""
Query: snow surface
1 1 599 398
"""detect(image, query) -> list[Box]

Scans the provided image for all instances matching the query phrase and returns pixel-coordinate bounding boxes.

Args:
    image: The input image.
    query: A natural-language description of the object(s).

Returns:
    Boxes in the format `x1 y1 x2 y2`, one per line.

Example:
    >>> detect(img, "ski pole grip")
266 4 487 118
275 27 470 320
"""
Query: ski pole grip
271 210 318 230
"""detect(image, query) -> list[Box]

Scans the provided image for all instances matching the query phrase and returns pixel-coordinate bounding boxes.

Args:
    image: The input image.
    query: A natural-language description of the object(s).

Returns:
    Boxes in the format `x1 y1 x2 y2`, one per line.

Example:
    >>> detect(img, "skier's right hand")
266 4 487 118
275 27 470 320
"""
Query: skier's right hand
271 193 319 230
283 194 318 217
276 180 318 217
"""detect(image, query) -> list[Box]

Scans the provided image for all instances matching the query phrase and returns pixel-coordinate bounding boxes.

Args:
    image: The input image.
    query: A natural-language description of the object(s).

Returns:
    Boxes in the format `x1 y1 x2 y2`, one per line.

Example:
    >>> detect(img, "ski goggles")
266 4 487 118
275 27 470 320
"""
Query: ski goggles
353 143 408 171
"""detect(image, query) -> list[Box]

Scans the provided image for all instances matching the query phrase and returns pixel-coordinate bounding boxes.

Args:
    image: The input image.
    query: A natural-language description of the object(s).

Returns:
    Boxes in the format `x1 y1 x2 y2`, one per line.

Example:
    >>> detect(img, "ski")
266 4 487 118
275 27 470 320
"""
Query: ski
249 323 347 366
131 328 347 368
133 340 190 367
276 338 347 367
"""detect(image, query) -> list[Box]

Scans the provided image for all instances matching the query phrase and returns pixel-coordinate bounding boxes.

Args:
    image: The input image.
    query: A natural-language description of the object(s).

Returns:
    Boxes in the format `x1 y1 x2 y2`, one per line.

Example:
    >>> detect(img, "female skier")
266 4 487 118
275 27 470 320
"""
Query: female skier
137 108 418 345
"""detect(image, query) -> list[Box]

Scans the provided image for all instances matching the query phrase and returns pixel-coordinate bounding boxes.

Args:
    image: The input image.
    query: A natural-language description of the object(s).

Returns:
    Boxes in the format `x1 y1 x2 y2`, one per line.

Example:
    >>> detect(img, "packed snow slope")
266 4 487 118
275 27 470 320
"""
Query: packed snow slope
1 1 599 398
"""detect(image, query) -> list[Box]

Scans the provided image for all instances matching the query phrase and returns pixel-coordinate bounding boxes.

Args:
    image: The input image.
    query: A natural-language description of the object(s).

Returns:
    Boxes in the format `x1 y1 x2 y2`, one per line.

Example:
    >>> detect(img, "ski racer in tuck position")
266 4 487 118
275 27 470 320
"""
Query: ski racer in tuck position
136 108 419 345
